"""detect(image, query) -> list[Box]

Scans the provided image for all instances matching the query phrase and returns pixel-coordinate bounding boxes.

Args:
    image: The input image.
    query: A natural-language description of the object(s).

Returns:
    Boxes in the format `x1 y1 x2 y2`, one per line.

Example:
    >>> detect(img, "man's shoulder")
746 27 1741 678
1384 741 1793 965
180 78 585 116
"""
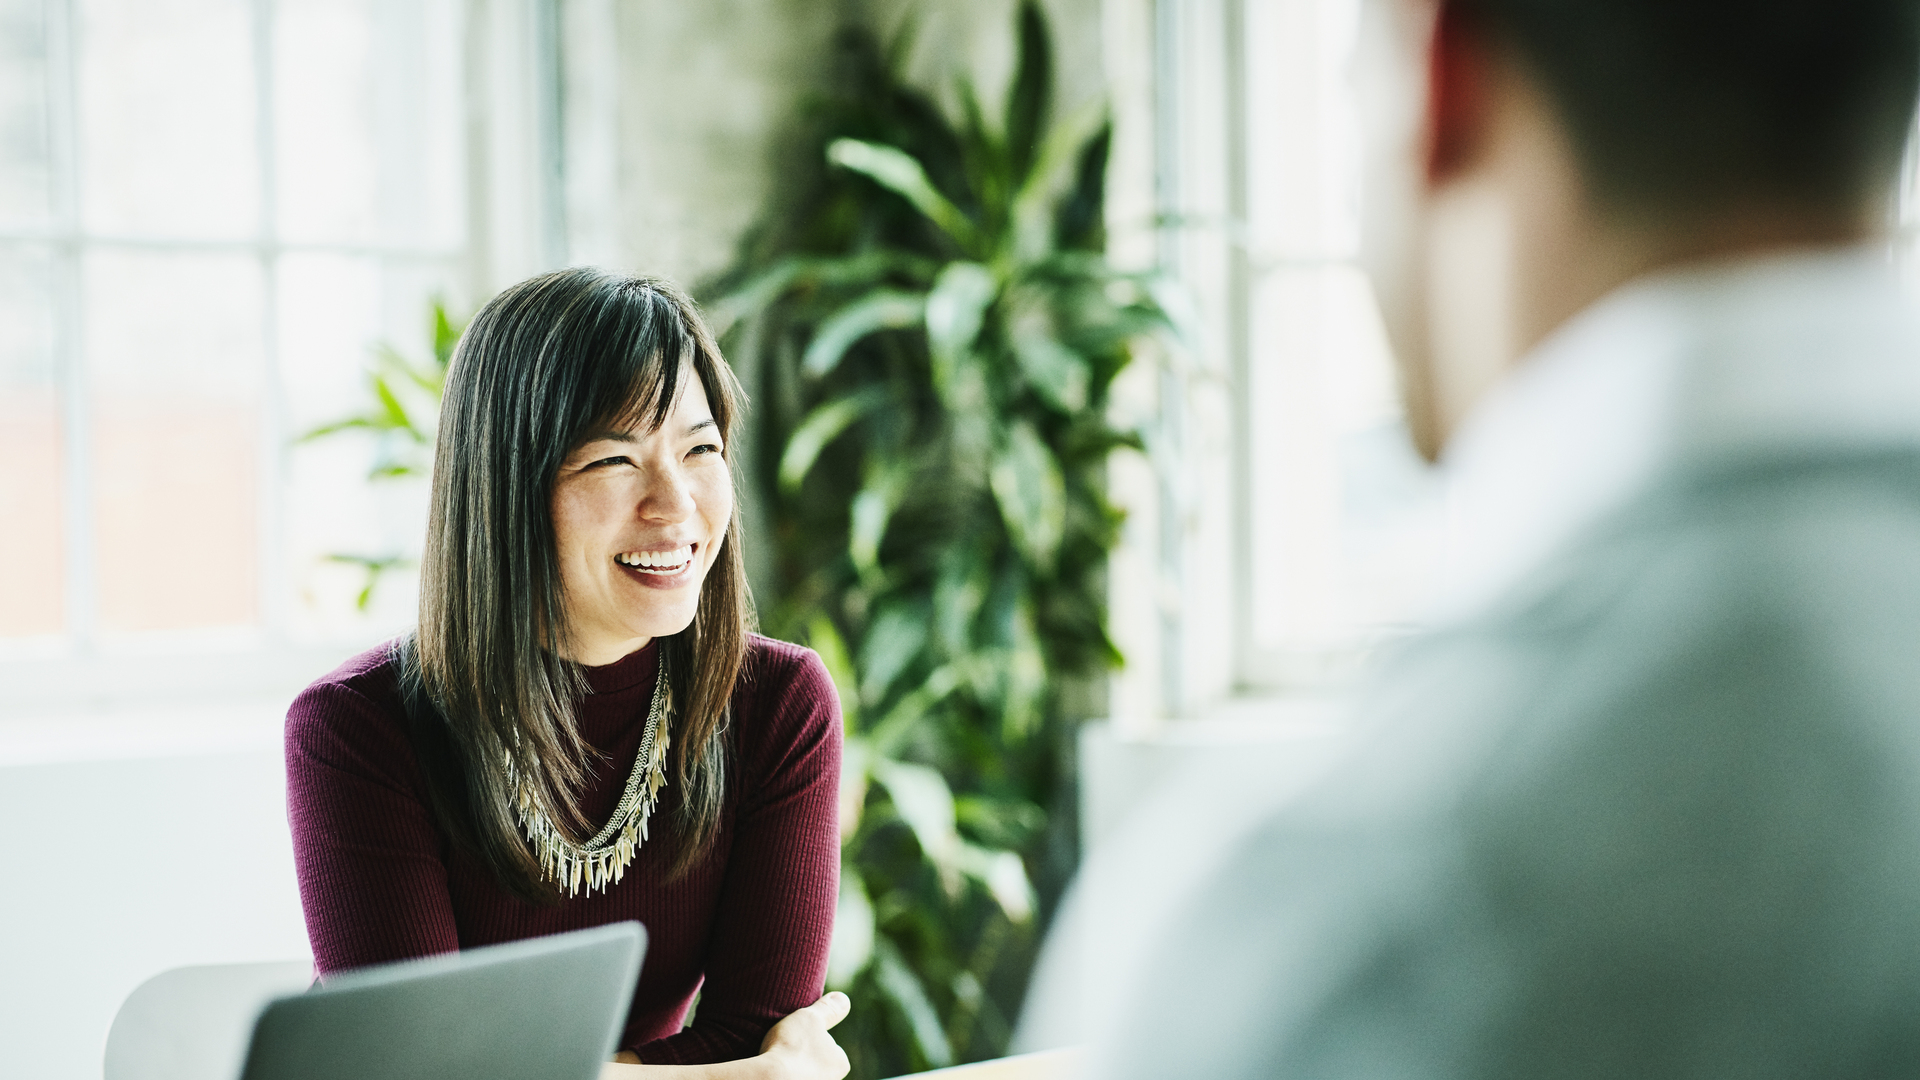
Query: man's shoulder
1495 448 1920 642
1357 451 1920 817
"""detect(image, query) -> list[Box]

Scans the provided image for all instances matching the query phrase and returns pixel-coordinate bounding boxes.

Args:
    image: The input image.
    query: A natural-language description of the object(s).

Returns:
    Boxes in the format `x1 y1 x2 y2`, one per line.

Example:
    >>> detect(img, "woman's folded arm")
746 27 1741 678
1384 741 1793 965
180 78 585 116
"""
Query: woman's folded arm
630 645 842 1064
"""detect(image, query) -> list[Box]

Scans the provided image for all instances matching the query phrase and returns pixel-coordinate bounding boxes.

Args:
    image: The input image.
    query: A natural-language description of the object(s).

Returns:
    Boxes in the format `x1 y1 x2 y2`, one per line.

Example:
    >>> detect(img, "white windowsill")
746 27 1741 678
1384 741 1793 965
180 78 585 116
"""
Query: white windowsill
0 699 291 768
0 639 375 766
1079 689 1360 853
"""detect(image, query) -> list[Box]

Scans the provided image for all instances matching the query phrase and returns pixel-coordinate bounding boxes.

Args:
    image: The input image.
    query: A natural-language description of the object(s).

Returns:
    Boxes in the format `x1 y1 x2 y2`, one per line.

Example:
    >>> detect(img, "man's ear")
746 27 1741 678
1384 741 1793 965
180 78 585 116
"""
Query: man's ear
1423 0 1497 185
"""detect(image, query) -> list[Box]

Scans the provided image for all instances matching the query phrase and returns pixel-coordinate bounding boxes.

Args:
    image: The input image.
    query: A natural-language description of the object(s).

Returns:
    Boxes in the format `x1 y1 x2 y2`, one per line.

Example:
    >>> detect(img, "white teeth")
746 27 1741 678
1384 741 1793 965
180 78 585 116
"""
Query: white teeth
616 545 693 571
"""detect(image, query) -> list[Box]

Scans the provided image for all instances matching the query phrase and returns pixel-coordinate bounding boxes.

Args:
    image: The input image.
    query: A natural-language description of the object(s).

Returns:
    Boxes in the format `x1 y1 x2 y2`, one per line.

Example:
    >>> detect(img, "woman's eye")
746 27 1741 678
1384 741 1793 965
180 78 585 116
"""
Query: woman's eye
689 443 723 457
591 455 631 468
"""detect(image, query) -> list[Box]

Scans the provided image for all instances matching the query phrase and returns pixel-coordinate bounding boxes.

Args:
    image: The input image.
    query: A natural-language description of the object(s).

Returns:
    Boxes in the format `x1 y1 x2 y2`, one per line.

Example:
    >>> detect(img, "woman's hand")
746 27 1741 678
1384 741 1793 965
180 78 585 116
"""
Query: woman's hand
599 994 851 1079
757 992 851 1080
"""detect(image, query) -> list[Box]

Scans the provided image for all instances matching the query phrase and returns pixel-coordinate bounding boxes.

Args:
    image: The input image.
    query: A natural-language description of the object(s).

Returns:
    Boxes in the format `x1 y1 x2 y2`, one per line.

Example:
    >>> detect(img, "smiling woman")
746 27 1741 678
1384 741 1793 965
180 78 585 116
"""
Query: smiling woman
283 269 850 1078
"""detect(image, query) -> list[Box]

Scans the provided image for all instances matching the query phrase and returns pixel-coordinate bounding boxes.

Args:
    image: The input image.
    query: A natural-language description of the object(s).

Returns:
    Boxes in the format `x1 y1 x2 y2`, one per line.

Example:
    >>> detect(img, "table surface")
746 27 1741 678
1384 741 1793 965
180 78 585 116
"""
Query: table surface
881 1047 1082 1080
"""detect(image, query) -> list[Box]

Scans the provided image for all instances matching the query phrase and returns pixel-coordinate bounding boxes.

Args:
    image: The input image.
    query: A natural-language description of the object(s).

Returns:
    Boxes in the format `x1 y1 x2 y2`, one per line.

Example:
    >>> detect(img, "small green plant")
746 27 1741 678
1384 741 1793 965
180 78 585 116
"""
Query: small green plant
709 5 1181 1074
298 301 465 609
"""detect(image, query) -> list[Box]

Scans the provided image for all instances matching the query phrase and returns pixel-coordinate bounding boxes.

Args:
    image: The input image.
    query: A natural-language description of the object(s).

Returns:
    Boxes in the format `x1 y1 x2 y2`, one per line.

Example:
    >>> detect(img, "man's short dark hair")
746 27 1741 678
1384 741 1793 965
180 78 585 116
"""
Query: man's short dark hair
1462 0 1920 216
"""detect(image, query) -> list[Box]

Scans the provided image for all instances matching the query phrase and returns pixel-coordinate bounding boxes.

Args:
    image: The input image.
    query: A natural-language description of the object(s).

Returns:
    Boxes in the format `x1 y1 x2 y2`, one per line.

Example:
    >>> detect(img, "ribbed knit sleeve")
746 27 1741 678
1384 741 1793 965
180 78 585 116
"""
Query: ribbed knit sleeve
633 641 843 1064
284 656 463 974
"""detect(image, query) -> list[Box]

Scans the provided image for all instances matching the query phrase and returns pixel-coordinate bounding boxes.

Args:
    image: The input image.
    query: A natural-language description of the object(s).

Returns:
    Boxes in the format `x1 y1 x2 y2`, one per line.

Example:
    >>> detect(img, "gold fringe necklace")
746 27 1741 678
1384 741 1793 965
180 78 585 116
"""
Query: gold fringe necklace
507 656 671 898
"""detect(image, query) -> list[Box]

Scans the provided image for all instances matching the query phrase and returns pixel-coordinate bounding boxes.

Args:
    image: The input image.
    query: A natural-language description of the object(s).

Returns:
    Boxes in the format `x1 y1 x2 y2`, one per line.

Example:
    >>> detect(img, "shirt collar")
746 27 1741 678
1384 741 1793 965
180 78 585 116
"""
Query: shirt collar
580 639 661 695
1430 244 1920 622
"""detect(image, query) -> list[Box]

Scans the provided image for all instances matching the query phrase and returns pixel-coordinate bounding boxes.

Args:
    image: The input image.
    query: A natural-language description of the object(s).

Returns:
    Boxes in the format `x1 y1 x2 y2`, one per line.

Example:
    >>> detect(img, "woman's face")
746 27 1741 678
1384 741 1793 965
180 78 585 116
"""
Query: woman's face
550 369 732 667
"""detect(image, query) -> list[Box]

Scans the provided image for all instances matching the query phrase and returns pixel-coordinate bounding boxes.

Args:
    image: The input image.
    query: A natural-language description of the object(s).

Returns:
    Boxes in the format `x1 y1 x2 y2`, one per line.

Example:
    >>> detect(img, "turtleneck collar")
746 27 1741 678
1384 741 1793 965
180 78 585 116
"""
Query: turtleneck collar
580 639 660 695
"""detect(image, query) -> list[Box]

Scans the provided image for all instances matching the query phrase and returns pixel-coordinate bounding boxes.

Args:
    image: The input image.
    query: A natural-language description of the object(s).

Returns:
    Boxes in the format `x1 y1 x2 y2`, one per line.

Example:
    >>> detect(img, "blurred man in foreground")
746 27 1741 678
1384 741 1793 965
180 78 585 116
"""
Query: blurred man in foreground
1095 0 1920 1076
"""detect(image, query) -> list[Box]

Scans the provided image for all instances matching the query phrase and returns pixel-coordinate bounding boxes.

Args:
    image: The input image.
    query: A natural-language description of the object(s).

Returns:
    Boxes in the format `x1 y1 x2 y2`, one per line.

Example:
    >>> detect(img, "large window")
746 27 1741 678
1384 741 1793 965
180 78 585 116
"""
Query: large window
1106 0 1441 726
0 0 471 702
1125 0 1920 725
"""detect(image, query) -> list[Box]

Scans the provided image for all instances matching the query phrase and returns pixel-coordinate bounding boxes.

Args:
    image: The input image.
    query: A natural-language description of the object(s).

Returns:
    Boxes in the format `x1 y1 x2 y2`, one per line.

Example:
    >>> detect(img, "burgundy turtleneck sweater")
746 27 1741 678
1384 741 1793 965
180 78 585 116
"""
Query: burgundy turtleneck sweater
284 635 841 1065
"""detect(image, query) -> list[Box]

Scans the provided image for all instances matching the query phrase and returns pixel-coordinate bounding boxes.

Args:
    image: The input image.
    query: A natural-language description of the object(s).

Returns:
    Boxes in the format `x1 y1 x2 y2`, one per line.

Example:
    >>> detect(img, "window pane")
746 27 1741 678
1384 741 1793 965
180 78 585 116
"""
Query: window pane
1244 0 1359 261
0 0 52 230
78 0 258 238
85 250 262 632
276 0 466 248
0 245 62 637
1249 266 1438 652
1237 0 1441 679
1900 119 1920 283
279 251 452 638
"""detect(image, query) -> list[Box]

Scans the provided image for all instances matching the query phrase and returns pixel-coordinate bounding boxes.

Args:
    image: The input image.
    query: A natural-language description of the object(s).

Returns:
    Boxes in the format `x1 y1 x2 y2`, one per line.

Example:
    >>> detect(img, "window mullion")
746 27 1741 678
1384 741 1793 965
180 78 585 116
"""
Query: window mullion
1152 0 1186 718
1226 0 1253 692
46 0 92 655
253 0 286 639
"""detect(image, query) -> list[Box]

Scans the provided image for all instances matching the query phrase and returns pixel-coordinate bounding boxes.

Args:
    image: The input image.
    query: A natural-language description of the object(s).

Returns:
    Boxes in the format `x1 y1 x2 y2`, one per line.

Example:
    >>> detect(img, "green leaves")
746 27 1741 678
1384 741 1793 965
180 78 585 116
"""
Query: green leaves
829 867 877 989
924 262 996 393
860 603 931 708
849 459 913 576
805 290 927 377
874 941 954 1069
324 553 413 611
829 138 983 253
873 759 962 881
872 758 1035 922
780 389 888 494
989 421 1066 570
1009 106 1107 262
1004 0 1053 185
706 3 1188 1074
1012 327 1089 413
299 305 457 481
297 299 466 613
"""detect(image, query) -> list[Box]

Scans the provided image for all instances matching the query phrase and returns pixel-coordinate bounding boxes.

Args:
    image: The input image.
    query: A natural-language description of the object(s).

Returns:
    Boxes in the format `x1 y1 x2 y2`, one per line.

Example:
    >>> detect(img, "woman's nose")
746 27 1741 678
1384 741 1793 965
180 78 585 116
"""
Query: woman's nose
637 464 696 521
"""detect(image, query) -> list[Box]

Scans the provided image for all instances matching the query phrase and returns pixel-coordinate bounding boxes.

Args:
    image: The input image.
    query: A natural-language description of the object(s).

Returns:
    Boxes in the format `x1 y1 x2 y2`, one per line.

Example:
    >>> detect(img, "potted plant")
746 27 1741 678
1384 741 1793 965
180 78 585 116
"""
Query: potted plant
708 4 1182 1073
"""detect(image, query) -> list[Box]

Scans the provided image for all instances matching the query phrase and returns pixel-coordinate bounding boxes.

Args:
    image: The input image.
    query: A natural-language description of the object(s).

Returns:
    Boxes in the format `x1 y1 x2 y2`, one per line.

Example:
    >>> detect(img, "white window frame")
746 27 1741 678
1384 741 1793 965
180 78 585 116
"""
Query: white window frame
1106 0 1435 729
0 0 564 722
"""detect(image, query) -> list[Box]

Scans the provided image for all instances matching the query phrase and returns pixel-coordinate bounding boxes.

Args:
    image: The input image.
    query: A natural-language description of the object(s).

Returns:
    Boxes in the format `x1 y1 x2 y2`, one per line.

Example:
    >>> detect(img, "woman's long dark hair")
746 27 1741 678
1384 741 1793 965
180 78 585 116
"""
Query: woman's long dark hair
397 269 751 901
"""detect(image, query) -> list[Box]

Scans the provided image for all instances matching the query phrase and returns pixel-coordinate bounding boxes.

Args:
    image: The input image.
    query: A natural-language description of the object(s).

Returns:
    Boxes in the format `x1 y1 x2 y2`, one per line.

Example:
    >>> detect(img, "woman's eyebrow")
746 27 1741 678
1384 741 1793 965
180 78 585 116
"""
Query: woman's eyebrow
686 419 718 436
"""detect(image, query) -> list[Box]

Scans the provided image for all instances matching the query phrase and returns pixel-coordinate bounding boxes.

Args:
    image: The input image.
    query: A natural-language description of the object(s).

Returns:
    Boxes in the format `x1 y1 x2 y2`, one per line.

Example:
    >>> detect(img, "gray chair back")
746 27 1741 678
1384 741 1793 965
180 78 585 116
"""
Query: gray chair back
104 961 313 1080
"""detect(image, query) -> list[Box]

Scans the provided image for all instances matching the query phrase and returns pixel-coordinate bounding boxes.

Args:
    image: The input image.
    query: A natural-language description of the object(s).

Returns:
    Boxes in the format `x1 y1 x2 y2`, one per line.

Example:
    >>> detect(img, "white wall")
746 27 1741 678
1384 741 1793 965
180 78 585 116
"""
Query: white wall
858 0 1108 122
568 0 1107 289
0 712 310 1080
562 0 846 289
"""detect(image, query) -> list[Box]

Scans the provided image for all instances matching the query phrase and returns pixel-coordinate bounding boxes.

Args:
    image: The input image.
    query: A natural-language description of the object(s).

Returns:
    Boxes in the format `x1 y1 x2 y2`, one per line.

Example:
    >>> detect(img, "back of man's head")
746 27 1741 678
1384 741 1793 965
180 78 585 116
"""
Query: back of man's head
1460 0 1920 219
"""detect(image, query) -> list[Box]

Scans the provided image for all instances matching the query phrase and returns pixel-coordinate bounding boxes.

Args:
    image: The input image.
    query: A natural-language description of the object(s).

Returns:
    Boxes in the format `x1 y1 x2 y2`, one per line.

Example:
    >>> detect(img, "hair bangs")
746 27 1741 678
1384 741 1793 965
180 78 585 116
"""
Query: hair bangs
576 284 697 451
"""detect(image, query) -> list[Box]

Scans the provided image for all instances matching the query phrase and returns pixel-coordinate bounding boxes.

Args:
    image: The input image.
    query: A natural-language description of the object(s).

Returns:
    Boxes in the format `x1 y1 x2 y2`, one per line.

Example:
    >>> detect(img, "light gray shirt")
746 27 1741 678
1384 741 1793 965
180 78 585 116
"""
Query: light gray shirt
1100 249 1920 1080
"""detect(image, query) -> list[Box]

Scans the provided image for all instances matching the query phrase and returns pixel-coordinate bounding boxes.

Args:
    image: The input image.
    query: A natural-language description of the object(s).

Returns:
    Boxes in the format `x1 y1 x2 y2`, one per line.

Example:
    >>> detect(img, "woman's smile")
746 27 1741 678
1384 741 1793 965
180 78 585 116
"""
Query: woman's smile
614 544 695 572
613 542 701 587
